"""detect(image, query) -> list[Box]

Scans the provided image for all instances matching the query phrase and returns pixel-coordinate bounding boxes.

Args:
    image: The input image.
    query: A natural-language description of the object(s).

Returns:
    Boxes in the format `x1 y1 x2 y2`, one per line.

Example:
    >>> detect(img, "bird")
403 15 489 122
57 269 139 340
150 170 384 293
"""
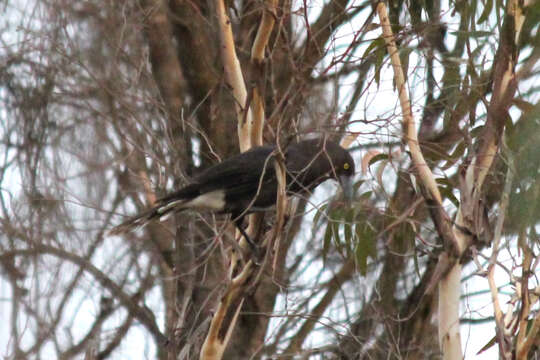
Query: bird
109 138 355 251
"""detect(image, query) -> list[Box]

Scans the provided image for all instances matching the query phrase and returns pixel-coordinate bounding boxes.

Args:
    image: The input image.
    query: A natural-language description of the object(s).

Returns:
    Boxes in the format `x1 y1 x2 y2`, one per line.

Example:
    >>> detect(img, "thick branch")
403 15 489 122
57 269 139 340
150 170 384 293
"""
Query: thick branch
473 0 524 189
199 262 254 360
215 0 252 151
249 0 277 147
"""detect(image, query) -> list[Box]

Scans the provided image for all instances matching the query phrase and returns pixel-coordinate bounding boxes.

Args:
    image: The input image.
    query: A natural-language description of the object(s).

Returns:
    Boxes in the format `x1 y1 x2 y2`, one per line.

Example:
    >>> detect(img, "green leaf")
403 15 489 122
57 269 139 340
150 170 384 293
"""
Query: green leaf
477 0 493 24
323 221 333 264
470 125 485 138
400 47 413 84
322 207 346 260
358 190 373 201
374 42 385 87
362 36 383 59
332 219 341 248
343 208 355 256
354 223 377 275
435 177 452 187
368 153 389 167
353 180 365 193
312 203 328 233
441 141 466 170
450 30 493 38
440 186 460 208
344 222 352 247
476 335 497 355
436 177 459 207
361 37 386 87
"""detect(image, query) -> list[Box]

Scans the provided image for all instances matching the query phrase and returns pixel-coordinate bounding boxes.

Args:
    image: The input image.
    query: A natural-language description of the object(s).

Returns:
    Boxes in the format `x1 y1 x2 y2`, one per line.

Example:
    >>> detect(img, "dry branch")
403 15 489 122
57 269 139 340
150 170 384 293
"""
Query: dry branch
517 309 540 359
376 3 463 358
249 0 277 147
215 0 252 151
245 0 278 259
376 3 441 205
487 146 514 358
199 262 254 359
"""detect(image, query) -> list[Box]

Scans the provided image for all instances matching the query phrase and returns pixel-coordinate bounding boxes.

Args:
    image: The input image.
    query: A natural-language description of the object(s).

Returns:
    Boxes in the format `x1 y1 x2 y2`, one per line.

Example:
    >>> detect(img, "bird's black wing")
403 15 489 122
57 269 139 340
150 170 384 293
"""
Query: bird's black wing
155 145 276 203
194 146 275 192
194 146 278 211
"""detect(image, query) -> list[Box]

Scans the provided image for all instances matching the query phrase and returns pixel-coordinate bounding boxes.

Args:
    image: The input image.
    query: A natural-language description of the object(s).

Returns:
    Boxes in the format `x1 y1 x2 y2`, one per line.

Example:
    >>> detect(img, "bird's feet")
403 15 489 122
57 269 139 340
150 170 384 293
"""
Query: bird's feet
234 220 264 265
246 243 264 266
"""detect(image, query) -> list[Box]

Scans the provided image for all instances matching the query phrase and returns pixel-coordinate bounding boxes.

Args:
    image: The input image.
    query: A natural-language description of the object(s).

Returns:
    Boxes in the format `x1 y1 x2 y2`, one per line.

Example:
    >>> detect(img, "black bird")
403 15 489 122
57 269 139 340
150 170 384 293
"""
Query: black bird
109 138 355 250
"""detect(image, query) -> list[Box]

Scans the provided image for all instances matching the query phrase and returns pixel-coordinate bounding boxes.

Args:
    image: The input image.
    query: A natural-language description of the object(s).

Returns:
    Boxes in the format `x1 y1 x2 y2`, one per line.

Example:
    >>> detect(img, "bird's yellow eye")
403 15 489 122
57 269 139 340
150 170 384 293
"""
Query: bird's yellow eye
343 163 350 170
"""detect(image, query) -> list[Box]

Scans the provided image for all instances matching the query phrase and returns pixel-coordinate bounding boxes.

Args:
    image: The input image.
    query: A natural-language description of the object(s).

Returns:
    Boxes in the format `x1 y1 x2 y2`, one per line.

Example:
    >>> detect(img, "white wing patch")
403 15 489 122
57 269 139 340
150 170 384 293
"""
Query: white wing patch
183 190 226 211
155 190 226 221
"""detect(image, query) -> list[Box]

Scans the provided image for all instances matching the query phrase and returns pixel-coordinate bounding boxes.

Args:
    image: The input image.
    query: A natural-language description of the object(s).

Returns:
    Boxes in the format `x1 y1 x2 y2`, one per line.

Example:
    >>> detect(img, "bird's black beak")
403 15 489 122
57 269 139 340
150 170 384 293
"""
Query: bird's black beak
339 175 354 203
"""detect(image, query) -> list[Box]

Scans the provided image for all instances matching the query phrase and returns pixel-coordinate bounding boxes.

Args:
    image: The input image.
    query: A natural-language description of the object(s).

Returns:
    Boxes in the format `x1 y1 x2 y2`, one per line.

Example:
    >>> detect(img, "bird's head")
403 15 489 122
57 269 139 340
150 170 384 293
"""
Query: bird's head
288 138 356 201
322 141 356 202
335 148 355 202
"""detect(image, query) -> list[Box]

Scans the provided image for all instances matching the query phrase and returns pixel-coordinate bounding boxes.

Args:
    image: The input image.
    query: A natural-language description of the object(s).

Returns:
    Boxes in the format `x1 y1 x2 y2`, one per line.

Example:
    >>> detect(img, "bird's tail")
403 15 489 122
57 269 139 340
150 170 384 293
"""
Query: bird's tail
107 208 163 236
108 185 200 236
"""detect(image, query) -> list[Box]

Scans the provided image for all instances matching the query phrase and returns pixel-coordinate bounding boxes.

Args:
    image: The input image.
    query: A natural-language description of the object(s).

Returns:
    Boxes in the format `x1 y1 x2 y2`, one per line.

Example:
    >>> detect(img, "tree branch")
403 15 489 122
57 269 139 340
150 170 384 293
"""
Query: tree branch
376 3 462 358
215 0 252 151
0 246 168 347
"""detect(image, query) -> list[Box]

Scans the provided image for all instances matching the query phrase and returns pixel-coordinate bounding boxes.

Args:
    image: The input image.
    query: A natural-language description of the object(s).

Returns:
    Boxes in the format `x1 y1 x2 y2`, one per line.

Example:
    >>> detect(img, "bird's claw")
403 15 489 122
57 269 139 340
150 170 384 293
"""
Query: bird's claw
247 244 264 266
